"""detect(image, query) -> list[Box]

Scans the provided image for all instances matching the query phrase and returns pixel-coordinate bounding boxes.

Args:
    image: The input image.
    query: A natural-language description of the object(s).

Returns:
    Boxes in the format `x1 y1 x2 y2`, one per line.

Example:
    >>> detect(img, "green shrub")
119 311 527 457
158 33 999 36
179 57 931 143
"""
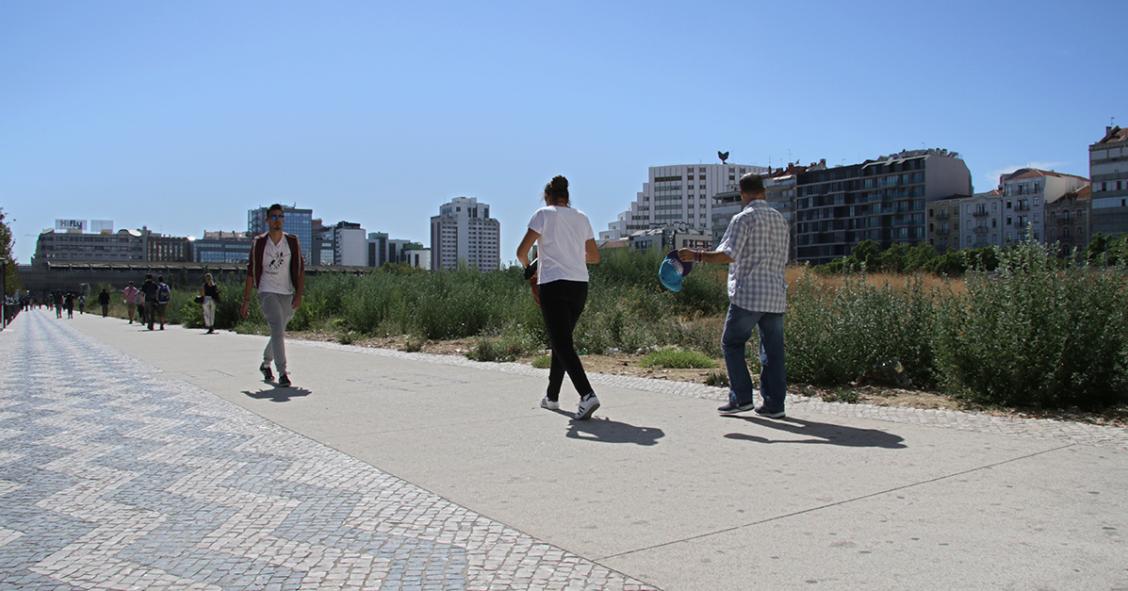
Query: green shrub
934 241 1128 409
531 354 552 369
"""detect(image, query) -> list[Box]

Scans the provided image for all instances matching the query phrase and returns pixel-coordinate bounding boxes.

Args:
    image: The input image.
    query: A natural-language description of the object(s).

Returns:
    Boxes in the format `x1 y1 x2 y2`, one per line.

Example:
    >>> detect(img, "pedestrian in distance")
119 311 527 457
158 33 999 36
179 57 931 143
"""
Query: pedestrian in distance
516 175 603 420
679 173 789 419
200 273 219 334
155 276 171 330
123 281 140 324
241 204 305 388
98 288 110 318
53 291 62 319
64 292 74 319
140 274 158 330
77 294 85 315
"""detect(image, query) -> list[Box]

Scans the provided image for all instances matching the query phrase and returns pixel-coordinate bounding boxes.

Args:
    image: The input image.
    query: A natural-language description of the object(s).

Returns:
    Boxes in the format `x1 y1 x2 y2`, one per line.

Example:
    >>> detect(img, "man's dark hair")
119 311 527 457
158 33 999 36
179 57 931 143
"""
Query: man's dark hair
267 203 285 215
739 173 765 195
145 274 153 280
158 276 164 282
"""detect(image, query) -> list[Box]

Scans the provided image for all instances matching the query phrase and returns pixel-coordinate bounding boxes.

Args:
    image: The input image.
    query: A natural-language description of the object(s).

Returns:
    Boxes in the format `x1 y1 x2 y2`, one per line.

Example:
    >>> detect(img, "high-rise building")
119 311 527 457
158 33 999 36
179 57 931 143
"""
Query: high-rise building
795 149 972 264
602 162 769 240
247 205 314 264
1090 126 1128 238
430 197 501 272
193 231 252 263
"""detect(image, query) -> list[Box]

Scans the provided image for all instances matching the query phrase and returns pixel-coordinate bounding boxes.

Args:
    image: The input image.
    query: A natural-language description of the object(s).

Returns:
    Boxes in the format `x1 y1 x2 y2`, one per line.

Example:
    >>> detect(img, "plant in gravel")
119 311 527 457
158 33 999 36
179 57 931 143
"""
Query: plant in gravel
640 347 716 369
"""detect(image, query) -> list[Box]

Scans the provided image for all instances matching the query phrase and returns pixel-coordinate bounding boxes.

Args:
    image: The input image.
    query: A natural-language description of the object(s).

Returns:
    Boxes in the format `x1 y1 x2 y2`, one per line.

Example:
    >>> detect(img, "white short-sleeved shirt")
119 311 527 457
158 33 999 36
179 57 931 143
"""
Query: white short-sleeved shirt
259 236 294 295
528 206 594 285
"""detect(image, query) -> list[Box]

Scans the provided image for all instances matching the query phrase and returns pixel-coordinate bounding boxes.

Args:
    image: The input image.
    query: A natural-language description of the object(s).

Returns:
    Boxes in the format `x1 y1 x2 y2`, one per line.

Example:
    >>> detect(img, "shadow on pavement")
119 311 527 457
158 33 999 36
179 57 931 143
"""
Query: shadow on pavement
242 386 313 403
723 415 906 449
565 416 665 446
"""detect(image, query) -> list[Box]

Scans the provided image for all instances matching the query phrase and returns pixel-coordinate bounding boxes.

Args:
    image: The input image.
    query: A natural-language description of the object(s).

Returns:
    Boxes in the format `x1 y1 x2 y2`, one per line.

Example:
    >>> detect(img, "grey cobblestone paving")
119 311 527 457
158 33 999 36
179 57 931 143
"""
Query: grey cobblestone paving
300 340 1128 450
0 312 656 590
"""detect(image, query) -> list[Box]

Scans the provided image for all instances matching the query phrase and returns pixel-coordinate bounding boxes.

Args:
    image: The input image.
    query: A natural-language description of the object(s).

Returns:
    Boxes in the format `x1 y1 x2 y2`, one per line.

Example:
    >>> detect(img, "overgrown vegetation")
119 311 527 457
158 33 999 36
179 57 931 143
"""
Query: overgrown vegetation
89 241 1127 410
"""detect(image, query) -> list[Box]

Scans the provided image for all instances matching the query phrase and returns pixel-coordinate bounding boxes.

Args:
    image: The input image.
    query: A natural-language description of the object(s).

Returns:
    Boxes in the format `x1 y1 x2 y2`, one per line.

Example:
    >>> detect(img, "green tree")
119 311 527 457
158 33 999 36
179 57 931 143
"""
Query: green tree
0 208 19 295
904 243 937 272
849 240 880 271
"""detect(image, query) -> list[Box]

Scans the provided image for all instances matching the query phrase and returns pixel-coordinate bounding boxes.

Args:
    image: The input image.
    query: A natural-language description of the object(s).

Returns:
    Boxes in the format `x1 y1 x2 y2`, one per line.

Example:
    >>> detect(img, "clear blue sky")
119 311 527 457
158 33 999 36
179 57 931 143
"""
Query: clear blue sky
2 0 1124 264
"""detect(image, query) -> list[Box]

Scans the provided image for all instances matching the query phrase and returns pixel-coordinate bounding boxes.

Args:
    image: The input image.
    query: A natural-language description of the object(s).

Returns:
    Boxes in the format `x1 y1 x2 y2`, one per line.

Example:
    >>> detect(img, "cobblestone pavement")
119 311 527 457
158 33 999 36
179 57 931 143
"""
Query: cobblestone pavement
299 340 1128 450
0 312 656 591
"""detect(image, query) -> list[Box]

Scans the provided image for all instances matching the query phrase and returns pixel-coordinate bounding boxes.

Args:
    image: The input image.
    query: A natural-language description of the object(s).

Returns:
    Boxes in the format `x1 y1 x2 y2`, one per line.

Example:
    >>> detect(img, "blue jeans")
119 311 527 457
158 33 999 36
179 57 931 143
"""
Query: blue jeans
722 304 786 410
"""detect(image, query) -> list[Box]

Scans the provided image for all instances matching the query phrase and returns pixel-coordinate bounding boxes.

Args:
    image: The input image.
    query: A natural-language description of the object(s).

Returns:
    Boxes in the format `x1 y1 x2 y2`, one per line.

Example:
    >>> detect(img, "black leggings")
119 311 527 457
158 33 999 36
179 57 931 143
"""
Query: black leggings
539 280 593 400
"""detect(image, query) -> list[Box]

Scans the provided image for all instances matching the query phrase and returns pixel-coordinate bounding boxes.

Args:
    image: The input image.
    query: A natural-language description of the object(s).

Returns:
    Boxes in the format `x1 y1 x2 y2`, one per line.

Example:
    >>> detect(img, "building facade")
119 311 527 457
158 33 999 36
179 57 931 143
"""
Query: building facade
1090 126 1128 238
429 197 501 272
602 162 770 241
315 221 366 267
192 231 252 264
146 232 192 263
998 168 1088 245
957 191 1004 250
1045 185 1092 255
405 248 431 270
926 195 966 252
33 228 146 264
795 149 972 264
247 205 314 264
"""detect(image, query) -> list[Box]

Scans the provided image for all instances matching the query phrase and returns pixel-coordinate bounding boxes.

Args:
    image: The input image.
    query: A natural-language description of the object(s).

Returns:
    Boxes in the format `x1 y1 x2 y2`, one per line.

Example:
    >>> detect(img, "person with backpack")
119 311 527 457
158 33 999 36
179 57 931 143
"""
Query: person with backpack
98 288 110 318
155 276 171 330
77 294 86 315
241 204 305 388
140 274 158 330
200 273 219 334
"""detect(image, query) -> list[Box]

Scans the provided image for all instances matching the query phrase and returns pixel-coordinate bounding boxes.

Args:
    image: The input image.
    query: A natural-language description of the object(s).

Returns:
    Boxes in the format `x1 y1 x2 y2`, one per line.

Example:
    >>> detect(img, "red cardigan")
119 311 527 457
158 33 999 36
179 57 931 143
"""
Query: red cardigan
246 233 305 294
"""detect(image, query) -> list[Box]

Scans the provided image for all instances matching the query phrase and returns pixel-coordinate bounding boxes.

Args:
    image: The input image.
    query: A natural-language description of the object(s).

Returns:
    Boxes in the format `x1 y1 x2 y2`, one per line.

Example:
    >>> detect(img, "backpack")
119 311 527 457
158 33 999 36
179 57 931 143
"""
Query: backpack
157 283 171 304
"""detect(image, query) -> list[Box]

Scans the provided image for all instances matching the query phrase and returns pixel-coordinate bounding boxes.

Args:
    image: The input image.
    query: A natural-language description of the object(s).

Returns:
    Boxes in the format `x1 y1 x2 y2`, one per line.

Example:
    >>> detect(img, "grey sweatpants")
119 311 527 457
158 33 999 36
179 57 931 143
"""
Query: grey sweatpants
260 292 295 374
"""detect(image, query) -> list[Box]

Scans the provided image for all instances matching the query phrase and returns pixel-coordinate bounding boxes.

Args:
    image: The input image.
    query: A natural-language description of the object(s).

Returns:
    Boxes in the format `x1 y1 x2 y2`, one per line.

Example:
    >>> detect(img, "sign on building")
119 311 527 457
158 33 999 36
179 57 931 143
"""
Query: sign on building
55 219 87 233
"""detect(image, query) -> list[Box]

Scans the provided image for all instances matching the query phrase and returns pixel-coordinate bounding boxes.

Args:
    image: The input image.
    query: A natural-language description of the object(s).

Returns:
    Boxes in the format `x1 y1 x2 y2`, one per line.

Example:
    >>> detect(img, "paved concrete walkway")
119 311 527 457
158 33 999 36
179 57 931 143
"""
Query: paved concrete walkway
3 310 1127 590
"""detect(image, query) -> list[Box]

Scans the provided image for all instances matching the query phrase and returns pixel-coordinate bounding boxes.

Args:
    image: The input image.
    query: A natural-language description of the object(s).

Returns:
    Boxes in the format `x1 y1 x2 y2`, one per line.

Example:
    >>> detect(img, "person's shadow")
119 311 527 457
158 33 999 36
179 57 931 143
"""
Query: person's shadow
548 410 665 446
242 386 312 403
724 415 906 449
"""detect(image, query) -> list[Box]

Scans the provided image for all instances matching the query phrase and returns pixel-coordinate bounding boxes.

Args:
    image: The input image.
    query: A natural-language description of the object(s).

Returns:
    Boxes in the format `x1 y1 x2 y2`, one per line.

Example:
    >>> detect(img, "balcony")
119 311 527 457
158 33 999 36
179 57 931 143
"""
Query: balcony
972 209 990 218
1015 203 1031 212
934 228 950 237
973 226 990 235
934 211 951 220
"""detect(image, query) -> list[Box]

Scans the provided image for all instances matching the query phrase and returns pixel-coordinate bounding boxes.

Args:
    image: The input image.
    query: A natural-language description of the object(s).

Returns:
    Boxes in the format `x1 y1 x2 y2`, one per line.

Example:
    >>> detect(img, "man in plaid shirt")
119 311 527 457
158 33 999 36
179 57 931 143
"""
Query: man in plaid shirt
679 173 789 418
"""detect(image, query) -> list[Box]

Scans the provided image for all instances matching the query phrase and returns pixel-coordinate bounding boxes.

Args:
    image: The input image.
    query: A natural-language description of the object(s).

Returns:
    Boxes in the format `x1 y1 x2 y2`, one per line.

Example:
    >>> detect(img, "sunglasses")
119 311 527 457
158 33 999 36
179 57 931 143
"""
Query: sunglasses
269 214 285 221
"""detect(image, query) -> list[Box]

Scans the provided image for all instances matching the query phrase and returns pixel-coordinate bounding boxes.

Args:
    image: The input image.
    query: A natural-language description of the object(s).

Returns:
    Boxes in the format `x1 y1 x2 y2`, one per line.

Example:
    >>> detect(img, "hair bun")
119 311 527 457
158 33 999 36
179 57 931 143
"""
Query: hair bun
550 175 568 190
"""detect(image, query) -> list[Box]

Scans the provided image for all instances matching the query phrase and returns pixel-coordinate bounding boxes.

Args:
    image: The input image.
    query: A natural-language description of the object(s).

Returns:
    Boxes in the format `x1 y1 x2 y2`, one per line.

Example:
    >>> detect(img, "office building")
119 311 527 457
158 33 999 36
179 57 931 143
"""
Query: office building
405 248 431 270
430 197 501 272
1090 126 1128 238
33 228 146 264
316 221 367 266
193 231 252 264
602 162 769 240
146 231 192 263
795 148 972 264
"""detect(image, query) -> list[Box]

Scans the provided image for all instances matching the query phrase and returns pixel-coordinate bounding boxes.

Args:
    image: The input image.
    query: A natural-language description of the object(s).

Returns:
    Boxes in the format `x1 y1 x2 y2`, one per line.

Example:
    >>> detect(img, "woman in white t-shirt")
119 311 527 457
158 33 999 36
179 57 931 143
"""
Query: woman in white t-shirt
516 175 602 420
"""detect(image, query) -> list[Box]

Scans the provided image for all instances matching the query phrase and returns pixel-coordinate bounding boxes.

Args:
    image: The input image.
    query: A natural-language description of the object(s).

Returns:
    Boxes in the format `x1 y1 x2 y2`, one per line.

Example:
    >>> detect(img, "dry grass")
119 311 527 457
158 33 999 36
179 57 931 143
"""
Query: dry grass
785 266 966 295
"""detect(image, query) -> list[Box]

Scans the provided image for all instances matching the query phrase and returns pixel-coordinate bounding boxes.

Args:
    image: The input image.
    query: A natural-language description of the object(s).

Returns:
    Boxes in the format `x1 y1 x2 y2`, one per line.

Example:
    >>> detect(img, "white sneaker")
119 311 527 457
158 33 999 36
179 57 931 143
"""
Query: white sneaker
540 397 559 410
574 393 600 420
